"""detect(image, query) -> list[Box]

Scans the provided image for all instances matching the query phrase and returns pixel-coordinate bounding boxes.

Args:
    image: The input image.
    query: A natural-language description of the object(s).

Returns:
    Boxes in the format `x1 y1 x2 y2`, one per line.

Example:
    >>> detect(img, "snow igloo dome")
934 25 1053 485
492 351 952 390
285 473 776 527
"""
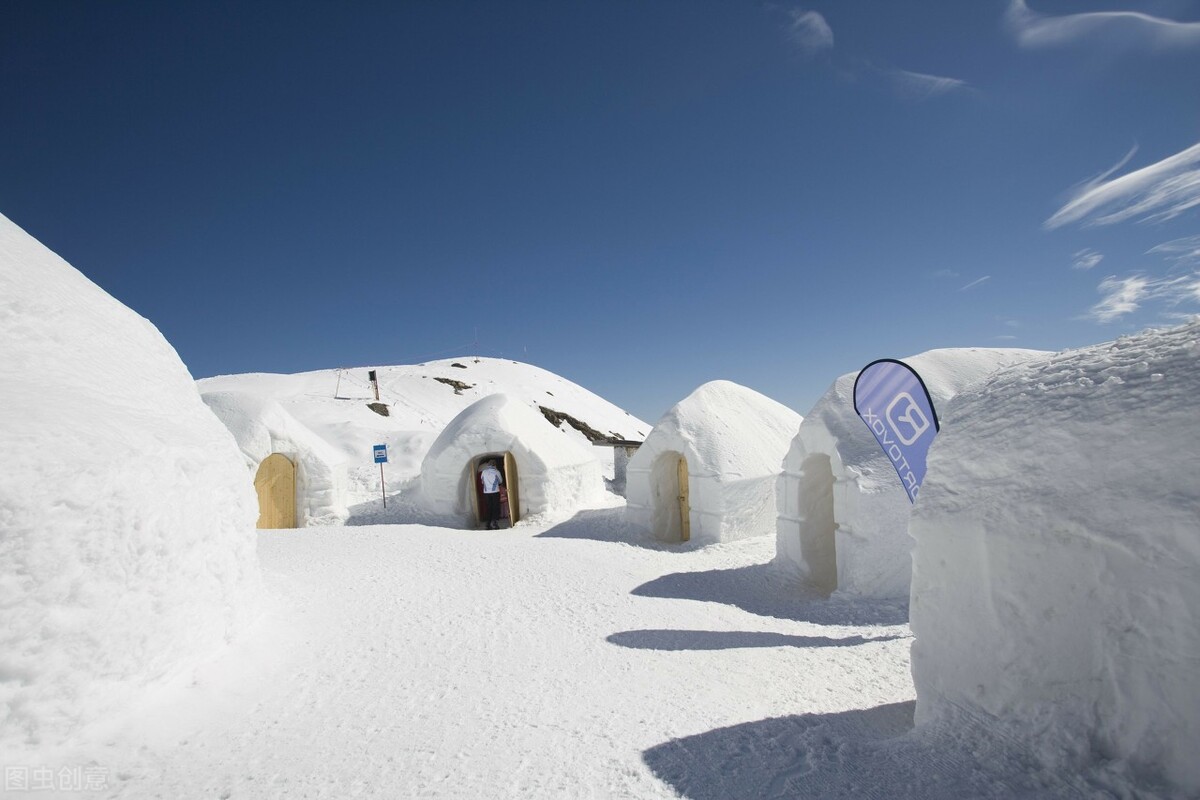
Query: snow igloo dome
775 347 1046 598
0 212 260 753
626 380 803 546
417 393 605 526
202 390 350 527
910 322 1200 795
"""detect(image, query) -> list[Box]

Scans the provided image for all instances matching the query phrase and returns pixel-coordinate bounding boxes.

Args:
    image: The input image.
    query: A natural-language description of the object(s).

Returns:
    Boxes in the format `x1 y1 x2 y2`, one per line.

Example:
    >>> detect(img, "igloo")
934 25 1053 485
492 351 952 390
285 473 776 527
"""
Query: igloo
418 393 605 526
202 391 350 527
626 381 802 545
0 213 260 753
776 348 1046 597
910 322 1200 795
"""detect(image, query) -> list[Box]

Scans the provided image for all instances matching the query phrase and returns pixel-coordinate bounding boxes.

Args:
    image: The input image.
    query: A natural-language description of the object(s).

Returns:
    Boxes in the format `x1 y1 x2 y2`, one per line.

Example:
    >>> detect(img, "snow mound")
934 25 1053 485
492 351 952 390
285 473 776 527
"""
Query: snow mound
0 213 260 752
911 322 1200 794
199 358 647 511
776 348 1047 598
202 391 350 526
627 380 803 545
417 393 605 525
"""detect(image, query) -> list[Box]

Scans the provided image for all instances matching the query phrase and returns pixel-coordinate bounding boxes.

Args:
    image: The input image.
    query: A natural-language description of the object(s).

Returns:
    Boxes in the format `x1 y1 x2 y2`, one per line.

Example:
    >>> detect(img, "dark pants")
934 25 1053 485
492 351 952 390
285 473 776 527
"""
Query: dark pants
483 492 501 525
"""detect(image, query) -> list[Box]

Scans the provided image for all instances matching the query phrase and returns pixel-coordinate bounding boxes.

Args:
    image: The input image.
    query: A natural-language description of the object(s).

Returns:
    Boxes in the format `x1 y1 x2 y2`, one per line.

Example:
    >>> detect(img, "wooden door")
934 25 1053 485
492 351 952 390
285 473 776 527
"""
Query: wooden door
677 456 690 542
255 453 296 529
504 451 520 524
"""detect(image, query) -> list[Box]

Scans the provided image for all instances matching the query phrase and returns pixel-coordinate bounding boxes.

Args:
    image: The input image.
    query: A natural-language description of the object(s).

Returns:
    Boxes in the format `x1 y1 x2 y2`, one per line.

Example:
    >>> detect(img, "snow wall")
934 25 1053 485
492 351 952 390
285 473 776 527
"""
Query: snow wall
627 381 803 545
776 348 1046 598
418 393 604 525
202 390 350 526
911 322 1200 794
0 213 261 753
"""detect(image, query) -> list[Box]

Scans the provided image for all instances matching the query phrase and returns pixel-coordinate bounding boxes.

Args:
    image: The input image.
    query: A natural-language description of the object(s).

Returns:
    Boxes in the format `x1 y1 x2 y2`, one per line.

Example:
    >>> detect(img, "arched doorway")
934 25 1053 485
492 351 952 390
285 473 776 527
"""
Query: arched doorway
470 452 520 528
651 451 690 542
798 453 837 594
255 453 296 529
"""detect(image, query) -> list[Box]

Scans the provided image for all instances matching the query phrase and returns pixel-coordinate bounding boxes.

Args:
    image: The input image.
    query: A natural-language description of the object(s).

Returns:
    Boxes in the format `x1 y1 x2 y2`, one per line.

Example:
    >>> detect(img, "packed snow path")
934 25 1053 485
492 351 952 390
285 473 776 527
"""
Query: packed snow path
90 515 1108 798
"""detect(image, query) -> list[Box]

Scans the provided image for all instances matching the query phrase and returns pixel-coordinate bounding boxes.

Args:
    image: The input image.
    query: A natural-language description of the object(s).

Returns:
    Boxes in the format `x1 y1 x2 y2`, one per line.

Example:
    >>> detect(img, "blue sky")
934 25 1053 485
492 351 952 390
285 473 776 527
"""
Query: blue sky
3 1 1198 423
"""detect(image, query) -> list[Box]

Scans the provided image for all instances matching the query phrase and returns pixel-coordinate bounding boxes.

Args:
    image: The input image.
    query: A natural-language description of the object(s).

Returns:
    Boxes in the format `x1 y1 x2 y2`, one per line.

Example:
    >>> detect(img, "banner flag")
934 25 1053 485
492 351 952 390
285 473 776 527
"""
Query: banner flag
853 359 940 504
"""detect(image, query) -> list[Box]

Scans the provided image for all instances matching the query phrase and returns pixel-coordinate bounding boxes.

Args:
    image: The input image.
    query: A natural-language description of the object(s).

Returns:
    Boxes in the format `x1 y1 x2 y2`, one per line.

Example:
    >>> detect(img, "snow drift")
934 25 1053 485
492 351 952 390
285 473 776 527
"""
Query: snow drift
626 381 803 545
776 348 1046 598
417 393 605 525
0 213 260 753
910 322 1200 794
202 390 350 526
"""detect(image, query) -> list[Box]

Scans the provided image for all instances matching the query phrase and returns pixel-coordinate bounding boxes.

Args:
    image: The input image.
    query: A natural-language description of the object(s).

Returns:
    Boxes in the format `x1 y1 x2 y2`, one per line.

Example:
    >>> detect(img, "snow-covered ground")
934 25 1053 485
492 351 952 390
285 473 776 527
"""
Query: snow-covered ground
16 509 1155 799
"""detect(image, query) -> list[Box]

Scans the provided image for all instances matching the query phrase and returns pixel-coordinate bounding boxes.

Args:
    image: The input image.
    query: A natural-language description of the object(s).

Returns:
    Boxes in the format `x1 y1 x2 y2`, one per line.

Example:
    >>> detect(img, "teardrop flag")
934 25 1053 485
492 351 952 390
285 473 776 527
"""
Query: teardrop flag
853 359 940 504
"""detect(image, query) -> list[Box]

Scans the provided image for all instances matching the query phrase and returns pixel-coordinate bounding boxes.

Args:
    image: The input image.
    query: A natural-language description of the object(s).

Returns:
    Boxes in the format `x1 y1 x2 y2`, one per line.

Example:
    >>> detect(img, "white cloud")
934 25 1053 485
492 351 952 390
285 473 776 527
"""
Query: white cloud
960 276 991 291
930 268 960 279
1072 248 1104 270
887 69 971 101
1149 236 1200 267
993 334 1019 341
786 9 834 56
1005 0 1200 50
1045 141 1200 229
1088 273 1200 322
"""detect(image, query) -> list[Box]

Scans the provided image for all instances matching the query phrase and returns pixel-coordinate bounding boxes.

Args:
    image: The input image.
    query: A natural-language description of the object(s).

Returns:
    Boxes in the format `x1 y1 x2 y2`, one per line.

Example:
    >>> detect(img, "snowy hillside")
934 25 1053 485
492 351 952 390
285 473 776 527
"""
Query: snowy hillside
198 359 649 512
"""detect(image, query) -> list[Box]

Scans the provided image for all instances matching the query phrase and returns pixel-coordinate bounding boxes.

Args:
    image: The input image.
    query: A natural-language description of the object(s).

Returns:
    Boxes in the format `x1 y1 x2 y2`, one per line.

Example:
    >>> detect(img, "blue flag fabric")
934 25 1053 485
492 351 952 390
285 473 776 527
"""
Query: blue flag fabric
853 359 940 504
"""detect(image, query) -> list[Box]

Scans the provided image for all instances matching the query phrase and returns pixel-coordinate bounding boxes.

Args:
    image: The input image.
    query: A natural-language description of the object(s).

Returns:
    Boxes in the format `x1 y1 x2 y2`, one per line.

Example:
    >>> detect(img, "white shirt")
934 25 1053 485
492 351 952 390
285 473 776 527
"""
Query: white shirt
480 466 503 494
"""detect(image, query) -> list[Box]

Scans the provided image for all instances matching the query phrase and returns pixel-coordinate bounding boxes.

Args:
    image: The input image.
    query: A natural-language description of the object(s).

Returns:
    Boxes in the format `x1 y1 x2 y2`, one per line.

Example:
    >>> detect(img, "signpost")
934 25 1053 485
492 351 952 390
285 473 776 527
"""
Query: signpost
374 444 388 508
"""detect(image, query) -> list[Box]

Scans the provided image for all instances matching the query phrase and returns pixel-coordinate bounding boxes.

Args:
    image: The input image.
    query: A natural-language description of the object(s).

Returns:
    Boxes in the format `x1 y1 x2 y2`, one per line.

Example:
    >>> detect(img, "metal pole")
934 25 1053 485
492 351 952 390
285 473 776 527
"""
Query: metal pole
380 463 387 508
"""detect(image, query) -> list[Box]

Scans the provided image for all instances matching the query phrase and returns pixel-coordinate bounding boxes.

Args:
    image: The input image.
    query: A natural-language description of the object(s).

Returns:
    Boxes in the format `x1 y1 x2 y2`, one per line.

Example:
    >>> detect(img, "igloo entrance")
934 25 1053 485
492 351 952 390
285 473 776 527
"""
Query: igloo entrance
650 451 690 542
469 452 521 528
798 453 837 594
254 453 296 529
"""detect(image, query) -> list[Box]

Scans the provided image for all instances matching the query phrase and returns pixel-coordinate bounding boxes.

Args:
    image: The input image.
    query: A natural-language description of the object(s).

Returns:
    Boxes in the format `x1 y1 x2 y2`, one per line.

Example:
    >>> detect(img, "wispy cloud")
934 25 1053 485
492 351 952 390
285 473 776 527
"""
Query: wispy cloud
1045 141 1200 229
960 276 991 291
785 9 834 57
1005 0 1200 50
993 334 1019 341
930 268 960 279
1088 273 1200 322
1072 248 1104 270
1149 236 1200 268
886 68 971 101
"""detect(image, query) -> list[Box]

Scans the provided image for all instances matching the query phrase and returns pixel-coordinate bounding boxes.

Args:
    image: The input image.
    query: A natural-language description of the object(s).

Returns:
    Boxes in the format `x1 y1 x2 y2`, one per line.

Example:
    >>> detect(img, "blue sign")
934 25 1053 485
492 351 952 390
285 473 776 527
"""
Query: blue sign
853 359 940 504
373 444 388 464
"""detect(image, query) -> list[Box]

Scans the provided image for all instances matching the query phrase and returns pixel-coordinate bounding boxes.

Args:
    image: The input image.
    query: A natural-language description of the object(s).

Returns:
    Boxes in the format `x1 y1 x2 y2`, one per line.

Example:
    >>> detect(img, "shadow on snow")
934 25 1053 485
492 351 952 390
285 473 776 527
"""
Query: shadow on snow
642 702 1101 800
631 563 910 627
606 629 904 651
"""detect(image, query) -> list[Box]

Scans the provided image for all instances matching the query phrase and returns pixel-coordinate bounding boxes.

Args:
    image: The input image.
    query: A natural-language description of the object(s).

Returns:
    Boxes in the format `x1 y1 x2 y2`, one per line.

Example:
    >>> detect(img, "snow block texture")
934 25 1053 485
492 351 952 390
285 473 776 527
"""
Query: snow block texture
910 322 1200 794
627 381 802 545
202 391 350 526
0 213 260 752
418 393 604 525
776 348 1046 598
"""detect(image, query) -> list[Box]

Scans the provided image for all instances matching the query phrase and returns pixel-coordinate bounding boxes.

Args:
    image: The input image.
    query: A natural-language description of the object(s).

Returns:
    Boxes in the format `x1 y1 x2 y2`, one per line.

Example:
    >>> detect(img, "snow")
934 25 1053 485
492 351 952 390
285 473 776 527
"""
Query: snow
0 213 260 757
776 348 1048 598
911 321 1200 795
416 393 606 525
626 381 803 545
201 390 351 526
51 522 919 798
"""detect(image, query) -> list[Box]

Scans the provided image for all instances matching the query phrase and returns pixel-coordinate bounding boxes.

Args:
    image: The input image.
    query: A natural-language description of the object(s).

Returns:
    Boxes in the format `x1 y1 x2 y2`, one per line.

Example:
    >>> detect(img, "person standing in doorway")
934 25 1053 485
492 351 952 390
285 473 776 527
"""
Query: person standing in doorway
479 460 504 529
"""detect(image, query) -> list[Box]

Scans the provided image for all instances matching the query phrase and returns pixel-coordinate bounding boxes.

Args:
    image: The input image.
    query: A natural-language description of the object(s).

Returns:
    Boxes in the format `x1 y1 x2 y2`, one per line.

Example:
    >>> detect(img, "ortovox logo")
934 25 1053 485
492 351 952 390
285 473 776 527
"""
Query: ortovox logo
885 392 931 446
